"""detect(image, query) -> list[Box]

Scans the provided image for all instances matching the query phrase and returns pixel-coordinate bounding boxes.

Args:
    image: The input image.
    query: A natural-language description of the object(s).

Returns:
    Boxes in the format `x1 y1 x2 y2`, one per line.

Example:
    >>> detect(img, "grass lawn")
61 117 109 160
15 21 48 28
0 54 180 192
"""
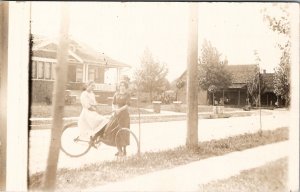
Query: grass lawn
199 157 288 192
30 103 246 118
29 127 288 190
30 103 154 118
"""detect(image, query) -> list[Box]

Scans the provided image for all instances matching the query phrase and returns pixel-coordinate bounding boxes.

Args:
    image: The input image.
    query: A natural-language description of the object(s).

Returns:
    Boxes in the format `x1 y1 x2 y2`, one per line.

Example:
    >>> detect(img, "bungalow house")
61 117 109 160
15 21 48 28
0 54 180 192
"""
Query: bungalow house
260 71 277 106
170 71 207 105
31 35 131 103
172 64 278 107
219 64 258 106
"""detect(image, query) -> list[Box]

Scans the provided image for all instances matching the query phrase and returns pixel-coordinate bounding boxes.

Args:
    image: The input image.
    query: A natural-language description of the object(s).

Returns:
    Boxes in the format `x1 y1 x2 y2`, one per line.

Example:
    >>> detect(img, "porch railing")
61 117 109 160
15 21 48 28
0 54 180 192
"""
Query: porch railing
94 83 116 92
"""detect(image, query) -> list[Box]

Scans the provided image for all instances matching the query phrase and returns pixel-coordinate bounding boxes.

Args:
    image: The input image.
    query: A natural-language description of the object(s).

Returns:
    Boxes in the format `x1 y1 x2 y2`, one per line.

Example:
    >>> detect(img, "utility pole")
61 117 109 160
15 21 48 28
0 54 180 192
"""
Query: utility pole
42 3 70 190
186 4 198 149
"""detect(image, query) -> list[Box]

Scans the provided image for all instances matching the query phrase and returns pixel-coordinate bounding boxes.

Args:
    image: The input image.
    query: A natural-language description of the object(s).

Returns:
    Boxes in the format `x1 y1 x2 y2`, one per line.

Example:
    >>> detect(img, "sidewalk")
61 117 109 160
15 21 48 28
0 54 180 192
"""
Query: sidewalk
84 141 289 192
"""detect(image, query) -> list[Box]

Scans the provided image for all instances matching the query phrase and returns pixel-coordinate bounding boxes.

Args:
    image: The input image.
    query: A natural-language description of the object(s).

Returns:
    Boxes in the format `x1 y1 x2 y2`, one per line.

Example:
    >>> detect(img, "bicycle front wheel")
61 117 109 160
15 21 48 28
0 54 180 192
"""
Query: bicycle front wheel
60 122 92 158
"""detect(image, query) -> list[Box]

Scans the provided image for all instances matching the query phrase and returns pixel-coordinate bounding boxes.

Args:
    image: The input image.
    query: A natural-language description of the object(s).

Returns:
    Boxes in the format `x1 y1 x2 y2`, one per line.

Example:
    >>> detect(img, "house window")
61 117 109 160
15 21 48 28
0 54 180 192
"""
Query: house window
37 61 44 79
52 63 56 80
95 67 99 79
88 66 95 81
31 61 37 79
76 66 83 82
44 62 51 79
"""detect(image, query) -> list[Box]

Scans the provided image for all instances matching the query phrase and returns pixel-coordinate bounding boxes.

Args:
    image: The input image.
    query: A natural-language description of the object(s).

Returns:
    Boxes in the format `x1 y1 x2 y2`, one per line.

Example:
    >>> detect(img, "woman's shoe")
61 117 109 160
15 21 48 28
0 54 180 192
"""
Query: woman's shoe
115 151 125 157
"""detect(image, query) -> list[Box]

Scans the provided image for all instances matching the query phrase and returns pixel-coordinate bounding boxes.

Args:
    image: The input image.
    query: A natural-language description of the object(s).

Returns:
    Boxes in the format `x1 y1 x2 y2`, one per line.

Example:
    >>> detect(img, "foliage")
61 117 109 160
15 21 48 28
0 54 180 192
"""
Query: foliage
176 79 185 90
133 48 168 101
273 51 290 105
198 40 232 91
262 4 291 106
246 51 266 107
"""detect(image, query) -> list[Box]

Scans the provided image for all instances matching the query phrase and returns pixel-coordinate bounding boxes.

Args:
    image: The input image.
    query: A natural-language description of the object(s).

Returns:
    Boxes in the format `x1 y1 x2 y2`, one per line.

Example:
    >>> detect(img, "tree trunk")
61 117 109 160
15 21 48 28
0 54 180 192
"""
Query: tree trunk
186 4 198 149
42 3 70 190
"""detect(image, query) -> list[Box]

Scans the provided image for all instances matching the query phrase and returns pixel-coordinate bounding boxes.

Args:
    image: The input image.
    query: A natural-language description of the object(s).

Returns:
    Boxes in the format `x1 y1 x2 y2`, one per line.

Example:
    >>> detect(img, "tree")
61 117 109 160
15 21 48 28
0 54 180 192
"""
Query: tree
133 48 168 102
246 50 266 107
175 78 185 101
198 40 232 103
262 4 291 106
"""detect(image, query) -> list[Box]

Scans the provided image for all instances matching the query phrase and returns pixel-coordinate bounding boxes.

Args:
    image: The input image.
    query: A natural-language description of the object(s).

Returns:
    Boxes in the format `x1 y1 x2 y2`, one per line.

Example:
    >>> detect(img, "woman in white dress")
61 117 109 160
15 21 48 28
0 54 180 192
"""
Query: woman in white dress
78 81 109 140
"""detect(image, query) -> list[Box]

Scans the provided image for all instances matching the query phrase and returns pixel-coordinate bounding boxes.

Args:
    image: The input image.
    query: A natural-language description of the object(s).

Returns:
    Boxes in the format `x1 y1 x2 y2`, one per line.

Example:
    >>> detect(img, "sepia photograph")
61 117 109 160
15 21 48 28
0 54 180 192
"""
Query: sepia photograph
0 1 299 191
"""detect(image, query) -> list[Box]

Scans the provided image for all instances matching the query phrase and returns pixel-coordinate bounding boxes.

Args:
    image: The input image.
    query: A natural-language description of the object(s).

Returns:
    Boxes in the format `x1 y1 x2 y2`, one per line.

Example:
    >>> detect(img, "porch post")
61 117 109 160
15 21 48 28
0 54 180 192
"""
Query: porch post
82 64 86 83
116 67 120 83
238 89 240 106
85 64 89 82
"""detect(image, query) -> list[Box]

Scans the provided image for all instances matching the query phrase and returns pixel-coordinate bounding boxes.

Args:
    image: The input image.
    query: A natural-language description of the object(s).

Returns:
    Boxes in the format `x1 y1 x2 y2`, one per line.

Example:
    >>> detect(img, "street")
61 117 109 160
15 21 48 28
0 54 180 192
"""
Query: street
29 109 290 175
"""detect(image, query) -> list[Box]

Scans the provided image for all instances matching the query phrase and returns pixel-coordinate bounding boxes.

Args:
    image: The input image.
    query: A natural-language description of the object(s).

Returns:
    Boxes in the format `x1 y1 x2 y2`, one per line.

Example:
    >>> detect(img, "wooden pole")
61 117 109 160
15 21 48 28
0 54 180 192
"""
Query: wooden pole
258 70 262 135
42 3 70 190
238 90 240 106
186 4 198 149
0 2 9 190
137 89 141 156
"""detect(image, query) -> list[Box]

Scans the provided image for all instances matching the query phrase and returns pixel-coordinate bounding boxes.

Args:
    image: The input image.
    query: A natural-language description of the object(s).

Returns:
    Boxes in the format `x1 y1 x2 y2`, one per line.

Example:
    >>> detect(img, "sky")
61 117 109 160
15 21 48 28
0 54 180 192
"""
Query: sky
30 2 293 82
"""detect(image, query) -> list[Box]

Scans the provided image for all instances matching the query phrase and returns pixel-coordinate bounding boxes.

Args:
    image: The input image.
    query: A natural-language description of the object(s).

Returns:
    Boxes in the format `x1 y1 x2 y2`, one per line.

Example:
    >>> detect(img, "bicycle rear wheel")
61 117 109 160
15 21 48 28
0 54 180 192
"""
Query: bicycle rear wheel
115 128 140 156
60 122 92 157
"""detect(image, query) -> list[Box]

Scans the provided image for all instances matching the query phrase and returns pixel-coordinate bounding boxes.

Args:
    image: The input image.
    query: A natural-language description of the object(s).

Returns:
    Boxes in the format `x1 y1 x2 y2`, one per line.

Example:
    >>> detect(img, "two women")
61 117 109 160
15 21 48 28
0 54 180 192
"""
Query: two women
78 80 131 157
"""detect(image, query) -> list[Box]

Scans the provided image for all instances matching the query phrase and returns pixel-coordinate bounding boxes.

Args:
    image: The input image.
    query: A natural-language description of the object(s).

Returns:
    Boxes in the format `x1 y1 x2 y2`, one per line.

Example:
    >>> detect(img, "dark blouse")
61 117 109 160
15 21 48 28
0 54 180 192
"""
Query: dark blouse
112 92 130 108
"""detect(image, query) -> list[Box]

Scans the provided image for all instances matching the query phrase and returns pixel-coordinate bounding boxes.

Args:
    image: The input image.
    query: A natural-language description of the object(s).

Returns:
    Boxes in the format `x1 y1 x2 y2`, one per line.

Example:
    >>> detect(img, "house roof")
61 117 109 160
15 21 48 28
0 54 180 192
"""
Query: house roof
171 64 259 89
261 73 274 92
32 50 77 61
226 64 258 84
32 35 131 68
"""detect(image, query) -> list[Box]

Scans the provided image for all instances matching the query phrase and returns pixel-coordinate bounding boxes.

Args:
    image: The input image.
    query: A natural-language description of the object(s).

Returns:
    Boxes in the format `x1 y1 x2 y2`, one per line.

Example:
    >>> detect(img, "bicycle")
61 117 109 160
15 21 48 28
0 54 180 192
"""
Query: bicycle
60 111 140 158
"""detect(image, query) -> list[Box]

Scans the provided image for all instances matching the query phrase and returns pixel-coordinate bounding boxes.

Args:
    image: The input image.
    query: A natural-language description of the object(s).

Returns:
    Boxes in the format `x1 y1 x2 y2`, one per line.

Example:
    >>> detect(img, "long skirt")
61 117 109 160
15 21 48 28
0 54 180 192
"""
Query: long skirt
96 110 130 147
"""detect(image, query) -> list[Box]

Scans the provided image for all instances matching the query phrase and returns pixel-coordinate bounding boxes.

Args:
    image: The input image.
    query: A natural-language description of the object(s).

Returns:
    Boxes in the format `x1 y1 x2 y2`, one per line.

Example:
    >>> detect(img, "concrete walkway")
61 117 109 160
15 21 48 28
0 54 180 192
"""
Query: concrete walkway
84 141 288 192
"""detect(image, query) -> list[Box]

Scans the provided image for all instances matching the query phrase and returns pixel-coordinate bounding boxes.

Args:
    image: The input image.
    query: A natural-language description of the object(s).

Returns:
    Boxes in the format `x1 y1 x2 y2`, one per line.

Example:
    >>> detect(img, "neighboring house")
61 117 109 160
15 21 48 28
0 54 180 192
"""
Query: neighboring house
31 35 131 103
172 64 277 107
261 71 277 106
170 71 207 105
219 64 258 106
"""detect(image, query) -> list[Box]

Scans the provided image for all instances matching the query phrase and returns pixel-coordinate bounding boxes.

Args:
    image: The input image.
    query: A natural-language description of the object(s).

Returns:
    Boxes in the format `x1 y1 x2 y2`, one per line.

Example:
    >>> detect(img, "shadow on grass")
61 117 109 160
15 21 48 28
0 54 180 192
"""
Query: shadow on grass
29 127 288 190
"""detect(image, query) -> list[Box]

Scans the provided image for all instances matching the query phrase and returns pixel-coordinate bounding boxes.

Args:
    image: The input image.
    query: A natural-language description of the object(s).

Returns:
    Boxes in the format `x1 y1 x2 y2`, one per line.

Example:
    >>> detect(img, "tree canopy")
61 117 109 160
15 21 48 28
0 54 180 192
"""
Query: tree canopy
133 48 168 101
262 4 291 106
198 40 232 91
246 50 266 107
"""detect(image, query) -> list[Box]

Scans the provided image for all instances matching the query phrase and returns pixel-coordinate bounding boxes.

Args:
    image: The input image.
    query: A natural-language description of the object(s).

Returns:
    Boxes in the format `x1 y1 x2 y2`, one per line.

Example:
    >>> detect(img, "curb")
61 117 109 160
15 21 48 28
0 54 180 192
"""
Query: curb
28 110 271 130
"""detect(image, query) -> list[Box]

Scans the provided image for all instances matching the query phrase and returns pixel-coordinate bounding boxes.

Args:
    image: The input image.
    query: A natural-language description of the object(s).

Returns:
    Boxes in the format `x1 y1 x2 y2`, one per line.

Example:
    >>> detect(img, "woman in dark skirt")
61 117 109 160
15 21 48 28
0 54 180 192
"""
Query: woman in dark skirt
101 80 130 156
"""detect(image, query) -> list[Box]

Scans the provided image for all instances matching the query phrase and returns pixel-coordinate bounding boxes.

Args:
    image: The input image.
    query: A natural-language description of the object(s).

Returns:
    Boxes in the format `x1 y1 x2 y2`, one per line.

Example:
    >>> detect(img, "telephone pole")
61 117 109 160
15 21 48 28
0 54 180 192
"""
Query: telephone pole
43 3 70 190
186 4 199 149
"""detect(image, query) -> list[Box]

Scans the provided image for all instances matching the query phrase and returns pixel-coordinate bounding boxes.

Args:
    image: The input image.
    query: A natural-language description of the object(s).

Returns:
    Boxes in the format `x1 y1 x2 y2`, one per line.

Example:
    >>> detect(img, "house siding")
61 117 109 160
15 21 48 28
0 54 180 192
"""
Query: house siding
177 88 207 105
